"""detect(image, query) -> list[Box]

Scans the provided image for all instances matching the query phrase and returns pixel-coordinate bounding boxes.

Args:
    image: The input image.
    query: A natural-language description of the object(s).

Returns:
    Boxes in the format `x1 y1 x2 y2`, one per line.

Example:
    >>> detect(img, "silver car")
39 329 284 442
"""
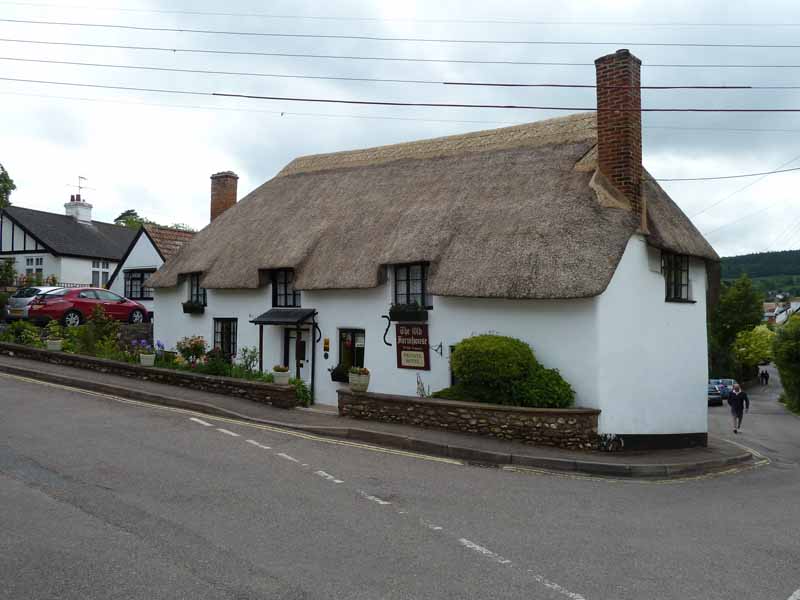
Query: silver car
4 286 62 321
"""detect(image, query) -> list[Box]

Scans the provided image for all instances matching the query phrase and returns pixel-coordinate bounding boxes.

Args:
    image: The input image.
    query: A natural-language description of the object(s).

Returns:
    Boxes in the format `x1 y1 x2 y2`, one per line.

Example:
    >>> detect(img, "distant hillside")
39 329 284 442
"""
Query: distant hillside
721 250 800 298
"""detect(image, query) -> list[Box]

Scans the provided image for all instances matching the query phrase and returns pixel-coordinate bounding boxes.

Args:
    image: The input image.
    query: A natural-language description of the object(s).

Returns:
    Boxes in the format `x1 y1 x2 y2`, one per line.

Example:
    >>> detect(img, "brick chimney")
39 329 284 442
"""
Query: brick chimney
210 171 238 222
64 193 93 223
595 49 645 231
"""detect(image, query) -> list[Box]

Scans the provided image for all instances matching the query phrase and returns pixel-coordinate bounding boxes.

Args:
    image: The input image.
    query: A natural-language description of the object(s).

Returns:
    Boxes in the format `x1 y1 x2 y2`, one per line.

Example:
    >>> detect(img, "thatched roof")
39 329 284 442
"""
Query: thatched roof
149 113 718 298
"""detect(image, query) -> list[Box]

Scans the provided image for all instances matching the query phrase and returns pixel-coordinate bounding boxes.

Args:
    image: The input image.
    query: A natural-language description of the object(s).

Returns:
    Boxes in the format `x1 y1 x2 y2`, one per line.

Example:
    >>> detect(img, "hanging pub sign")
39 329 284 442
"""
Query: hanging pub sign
396 323 430 370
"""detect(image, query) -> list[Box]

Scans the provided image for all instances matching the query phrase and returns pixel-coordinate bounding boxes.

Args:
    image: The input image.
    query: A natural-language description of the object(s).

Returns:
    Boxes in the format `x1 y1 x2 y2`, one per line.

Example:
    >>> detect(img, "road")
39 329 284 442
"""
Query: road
1 369 798 600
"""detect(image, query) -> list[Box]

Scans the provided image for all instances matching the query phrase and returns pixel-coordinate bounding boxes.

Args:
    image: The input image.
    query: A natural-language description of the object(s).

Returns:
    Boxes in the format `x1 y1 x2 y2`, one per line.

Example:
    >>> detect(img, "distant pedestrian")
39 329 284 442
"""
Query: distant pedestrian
764 370 770 386
728 384 750 434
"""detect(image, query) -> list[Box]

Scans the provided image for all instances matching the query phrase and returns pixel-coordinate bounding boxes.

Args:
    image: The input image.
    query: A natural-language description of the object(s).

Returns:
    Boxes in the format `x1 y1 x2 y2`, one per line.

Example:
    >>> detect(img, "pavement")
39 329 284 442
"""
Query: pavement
1 362 799 599
0 353 753 478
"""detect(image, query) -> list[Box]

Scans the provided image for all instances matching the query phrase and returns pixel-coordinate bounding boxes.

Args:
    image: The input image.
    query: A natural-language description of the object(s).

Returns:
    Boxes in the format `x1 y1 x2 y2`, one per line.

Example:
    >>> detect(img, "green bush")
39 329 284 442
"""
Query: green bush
290 377 312 407
0 261 15 286
434 334 575 408
0 292 9 311
1 320 43 347
773 316 800 413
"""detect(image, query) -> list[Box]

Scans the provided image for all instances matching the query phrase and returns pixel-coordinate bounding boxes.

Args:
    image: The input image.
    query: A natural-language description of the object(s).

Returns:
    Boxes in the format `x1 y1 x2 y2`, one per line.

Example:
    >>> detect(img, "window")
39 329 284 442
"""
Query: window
95 289 123 301
189 273 207 305
91 270 100 287
35 258 43 266
214 318 238 361
91 260 110 288
338 329 365 370
25 257 33 267
92 260 100 269
124 270 155 300
25 268 33 277
35 268 43 279
78 290 99 299
272 269 301 307
102 271 109 287
102 261 109 269
394 263 432 308
662 253 691 302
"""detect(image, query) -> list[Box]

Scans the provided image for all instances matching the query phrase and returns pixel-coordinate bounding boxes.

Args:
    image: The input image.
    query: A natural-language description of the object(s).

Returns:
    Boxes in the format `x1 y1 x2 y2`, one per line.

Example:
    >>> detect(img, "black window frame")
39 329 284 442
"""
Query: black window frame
188 273 207 306
394 263 432 309
662 252 692 302
338 328 365 370
272 269 301 308
213 318 238 362
124 269 156 300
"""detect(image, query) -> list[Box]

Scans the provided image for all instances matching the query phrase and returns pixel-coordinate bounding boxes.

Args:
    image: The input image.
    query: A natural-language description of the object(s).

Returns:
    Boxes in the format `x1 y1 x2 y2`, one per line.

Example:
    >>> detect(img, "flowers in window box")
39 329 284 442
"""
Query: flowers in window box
388 302 428 322
348 366 370 392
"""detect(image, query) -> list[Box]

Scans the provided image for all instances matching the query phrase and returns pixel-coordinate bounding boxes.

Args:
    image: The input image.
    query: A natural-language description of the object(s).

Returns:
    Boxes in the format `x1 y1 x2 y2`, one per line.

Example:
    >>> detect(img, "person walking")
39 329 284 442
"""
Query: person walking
728 384 750 433
764 370 770 386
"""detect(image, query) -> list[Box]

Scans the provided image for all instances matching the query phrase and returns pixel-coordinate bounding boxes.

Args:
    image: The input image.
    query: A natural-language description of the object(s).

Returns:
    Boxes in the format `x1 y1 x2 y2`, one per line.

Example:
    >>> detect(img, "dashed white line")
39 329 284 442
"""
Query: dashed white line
276 452 300 463
314 470 344 484
358 490 392 505
787 587 800 600
526 571 587 600
189 417 212 426
216 428 240 437
246 439 272 450
458 538 512 565
420 519 443 531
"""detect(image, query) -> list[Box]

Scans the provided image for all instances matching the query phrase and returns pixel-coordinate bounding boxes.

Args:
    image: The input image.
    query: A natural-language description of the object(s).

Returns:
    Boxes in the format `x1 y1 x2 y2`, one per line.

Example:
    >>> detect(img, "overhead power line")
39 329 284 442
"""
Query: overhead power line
7 18 800 49
659 166 800 181
0 57 766 90
6 2 800 28
3 76 800 112
5 38 800 69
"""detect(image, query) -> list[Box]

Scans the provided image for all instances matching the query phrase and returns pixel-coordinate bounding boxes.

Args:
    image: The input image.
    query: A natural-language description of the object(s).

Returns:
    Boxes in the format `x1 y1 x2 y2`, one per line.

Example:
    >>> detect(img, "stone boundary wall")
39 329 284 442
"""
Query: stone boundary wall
0 342 297 409
338 390 600 450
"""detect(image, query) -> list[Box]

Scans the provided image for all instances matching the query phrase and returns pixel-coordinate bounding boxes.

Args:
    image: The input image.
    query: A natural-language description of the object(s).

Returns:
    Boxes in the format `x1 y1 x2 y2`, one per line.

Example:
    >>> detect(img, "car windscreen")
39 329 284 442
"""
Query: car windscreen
40 288 69 297
12 287 42 298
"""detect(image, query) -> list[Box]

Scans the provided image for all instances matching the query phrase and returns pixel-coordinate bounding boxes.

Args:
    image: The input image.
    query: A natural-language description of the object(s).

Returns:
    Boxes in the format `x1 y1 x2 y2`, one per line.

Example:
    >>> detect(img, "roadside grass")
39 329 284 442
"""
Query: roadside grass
779 393 800 416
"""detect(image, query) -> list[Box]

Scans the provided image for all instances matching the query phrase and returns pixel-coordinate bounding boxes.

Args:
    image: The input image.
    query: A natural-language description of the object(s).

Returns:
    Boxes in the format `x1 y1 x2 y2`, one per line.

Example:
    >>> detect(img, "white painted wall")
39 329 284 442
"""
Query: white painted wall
152 238 709 437
60 256 116 287
0 252 60 281
595 235 708 435
0 217 45 254
109 233 163 312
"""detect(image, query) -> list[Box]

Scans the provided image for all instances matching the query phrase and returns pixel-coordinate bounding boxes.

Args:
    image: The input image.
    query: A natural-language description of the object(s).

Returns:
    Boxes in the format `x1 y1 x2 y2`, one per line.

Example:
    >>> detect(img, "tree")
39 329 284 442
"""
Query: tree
773 315 800 412
709 274 763 377
0 163 16 209
732 325 775 372
114 209 146 229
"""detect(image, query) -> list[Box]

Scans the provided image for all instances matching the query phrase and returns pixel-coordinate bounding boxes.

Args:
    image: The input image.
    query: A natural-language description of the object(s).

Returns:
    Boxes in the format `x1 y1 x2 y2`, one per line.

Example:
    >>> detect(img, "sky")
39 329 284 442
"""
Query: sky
1 0 800 258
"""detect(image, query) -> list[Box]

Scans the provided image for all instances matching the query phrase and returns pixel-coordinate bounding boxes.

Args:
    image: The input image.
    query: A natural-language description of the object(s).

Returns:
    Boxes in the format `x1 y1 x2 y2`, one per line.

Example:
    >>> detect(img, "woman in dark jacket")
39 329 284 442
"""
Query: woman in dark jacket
728 384 750 433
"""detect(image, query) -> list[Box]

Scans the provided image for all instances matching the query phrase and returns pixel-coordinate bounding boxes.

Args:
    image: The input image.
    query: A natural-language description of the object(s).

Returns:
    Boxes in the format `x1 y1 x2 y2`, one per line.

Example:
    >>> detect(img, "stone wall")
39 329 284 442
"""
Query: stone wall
338 390 600 450
0 342 297 409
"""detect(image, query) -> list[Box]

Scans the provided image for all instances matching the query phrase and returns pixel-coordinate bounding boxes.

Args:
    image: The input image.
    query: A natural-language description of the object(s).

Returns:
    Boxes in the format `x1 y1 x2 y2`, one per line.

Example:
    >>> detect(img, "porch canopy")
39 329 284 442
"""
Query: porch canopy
250 307 317 326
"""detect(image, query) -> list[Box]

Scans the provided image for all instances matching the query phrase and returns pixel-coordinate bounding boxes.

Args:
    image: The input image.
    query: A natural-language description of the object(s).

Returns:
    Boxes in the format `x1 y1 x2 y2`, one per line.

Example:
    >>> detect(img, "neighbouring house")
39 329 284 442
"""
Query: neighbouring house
774 299 800 325
107 224 195 318
149 49 719 448
0 195 136 287
763 302 778 324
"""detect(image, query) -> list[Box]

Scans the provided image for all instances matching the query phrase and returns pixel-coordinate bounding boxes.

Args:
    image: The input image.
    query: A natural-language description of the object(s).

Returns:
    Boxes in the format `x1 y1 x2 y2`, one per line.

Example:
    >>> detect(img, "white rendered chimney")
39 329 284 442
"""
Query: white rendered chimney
64 193 93 223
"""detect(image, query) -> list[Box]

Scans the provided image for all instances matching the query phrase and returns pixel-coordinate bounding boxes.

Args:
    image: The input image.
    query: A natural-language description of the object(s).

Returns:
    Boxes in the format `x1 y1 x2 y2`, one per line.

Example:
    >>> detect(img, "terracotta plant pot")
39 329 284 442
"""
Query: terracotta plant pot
273 370 291 385
140 354 156 367
46 339 63 352
349 372 370 393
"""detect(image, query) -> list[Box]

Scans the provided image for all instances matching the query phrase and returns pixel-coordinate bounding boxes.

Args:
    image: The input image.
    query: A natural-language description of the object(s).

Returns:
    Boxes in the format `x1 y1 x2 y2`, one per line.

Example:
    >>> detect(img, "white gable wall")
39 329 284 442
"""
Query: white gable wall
60 256 116 287
110 232 163 311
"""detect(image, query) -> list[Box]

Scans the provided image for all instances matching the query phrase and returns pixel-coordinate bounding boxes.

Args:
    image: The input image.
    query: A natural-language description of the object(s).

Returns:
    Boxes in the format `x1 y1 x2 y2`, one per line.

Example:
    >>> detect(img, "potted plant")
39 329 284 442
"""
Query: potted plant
349 366 370 392
273 364 291 385
330 364 349 383
138 340 156 367
45 320 64 351
389 302 428 322
181 301 205 315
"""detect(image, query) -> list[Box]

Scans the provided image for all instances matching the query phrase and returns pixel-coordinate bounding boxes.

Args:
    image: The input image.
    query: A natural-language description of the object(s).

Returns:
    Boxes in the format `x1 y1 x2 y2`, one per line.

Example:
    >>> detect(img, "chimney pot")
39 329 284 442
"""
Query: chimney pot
210 170 238 222
595 48 645 231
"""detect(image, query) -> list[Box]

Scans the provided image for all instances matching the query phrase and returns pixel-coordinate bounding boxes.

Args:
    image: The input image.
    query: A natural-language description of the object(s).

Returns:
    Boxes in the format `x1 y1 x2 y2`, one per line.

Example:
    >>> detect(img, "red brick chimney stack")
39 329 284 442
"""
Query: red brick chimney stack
595 49 645 231
210 171 238 222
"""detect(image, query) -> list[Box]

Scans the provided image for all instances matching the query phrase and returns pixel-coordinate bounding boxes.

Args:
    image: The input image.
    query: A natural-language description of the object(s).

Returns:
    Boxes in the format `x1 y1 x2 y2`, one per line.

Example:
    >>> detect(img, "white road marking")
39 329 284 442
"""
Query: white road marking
787 587 800 600
189 417 212 426
276 452 300 463
314 470 343 484
216 428 240 437
420 519 443 531
358 490 391 505
246 439 271 450
526 571 587 600
458 538 512 565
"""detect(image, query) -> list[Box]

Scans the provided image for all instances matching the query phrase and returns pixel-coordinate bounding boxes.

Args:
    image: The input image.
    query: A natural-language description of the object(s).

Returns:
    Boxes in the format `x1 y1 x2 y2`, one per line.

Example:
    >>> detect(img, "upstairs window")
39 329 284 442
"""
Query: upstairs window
189 273 207 306
663 253 691 302
124 269 155 300
394 263 432 308
272 269 301 307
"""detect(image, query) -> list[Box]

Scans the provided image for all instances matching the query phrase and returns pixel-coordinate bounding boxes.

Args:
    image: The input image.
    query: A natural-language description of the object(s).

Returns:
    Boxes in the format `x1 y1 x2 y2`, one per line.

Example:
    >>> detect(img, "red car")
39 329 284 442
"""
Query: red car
28 288 148 327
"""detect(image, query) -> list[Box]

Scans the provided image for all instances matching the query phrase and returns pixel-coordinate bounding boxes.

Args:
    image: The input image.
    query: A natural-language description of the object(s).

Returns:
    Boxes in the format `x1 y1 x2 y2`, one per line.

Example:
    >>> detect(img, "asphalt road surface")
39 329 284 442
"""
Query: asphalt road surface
1 368 798 600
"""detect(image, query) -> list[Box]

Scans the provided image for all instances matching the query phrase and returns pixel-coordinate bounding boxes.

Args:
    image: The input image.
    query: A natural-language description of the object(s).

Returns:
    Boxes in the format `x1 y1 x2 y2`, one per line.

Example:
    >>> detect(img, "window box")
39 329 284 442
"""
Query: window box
182 301 205 315
330 364 350 383
389 304 428 322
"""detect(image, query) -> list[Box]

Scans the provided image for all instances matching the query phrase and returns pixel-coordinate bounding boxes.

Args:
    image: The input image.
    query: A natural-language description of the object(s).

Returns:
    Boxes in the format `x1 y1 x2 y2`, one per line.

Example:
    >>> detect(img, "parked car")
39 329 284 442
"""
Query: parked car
28 287 148 326
709 378 737 399
4 286 62 322
707 384 723 406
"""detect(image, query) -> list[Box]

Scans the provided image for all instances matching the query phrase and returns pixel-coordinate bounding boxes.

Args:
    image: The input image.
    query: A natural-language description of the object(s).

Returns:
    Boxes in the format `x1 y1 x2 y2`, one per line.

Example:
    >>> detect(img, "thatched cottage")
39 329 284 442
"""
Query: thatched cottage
149 49 718 448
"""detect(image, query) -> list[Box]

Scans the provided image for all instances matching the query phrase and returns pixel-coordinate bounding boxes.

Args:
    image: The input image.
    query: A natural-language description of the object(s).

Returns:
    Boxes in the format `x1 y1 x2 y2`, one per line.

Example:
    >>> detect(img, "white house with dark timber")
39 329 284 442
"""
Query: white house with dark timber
0 195 136 287
149 50 720 449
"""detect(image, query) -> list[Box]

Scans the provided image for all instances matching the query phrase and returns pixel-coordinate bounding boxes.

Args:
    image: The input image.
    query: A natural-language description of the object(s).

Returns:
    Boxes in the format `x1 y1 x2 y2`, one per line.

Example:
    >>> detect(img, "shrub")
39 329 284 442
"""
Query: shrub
773 316 800 413
0 260 15 286
349 366 369 375
45 320 63 340
290 377 312 406
1 320 43 347
199 347 232 377
273 364 289 373
176 336 207 364
237 346 259 373
433 334 575 408
0 292 9 311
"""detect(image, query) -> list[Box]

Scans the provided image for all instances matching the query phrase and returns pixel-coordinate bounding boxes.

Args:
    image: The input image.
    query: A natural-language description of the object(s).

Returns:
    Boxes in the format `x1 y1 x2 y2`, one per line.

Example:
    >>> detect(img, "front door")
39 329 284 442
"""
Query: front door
283 328 310 382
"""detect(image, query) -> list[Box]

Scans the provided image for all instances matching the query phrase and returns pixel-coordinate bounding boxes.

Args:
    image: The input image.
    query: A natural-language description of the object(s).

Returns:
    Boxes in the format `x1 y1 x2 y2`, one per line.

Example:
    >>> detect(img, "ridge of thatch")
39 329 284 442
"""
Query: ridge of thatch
148 112 715 298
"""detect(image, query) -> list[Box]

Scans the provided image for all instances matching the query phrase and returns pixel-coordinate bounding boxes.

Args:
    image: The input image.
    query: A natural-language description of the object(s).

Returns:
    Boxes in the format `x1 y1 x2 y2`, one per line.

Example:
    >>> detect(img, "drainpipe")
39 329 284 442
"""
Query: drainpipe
310 314 317 405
